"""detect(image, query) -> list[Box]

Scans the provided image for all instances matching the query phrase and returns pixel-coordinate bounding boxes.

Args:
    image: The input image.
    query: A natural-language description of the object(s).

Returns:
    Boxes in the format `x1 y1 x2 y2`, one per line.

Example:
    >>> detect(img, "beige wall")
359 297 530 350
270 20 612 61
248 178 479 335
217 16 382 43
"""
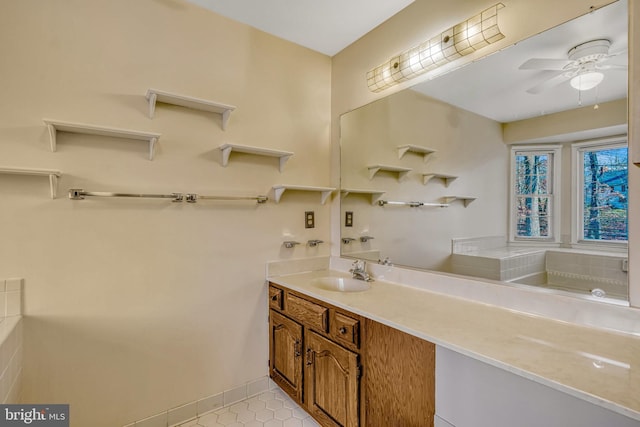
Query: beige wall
0 1 331 426
340 90 506 271
502 99 628 144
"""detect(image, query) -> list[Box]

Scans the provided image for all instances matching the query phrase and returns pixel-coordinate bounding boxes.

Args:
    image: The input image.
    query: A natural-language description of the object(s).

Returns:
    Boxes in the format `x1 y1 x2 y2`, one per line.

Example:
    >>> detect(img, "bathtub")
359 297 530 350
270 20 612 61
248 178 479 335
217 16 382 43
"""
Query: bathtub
451 237 628 301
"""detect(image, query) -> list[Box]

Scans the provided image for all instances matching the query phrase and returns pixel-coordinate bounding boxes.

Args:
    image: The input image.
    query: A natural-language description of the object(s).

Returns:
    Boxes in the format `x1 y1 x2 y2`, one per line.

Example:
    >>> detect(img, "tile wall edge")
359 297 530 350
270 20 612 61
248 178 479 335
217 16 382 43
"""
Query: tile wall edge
125 375 270 427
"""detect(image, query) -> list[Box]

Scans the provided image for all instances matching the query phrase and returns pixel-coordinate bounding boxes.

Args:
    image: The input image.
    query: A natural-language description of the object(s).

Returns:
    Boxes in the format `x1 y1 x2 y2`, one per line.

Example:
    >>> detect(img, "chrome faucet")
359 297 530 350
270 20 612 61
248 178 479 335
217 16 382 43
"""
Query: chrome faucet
350 260 372 282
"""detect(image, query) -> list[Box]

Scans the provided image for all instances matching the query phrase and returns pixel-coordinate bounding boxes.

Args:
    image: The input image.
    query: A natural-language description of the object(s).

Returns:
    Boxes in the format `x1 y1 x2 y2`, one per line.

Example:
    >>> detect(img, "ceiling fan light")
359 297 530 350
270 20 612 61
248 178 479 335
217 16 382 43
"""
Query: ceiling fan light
570 71 604 91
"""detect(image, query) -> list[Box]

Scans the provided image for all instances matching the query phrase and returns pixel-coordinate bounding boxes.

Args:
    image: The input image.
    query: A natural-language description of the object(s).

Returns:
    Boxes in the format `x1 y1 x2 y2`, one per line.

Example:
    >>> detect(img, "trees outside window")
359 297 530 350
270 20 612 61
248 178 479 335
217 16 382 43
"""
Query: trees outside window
515 153 552 238
511 139 628 247
579 144 628 242
511 146 561 242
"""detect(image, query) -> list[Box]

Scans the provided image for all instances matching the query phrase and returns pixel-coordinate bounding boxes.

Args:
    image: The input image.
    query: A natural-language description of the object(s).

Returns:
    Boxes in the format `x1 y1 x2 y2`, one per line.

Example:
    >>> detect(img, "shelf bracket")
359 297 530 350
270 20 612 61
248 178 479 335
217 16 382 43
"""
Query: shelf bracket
148 92 158 119
49 174 58 199
47 123 57 152
423 174 458 187
219 144 294 172
397 145 436 161
272 185 335 204
367 165 412 181
442 196 476 207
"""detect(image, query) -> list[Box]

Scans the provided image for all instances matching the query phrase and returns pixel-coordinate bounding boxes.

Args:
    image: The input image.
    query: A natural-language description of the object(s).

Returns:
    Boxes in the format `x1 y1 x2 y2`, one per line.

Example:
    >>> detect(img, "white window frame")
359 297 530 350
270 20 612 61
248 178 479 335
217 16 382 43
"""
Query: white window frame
509 145 562 243
571 137 628 249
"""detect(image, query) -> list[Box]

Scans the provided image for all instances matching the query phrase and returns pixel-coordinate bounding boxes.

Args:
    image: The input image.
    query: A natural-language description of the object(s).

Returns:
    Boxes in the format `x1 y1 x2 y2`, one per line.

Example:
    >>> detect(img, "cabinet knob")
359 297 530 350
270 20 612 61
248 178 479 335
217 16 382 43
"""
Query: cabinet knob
271 294 279 301
339 327 348 334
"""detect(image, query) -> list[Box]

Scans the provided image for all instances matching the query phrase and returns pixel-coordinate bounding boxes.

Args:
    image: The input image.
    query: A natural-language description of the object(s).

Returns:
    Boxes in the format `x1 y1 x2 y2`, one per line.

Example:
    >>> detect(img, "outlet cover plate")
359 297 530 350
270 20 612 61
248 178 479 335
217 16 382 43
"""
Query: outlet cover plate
305 211 315 228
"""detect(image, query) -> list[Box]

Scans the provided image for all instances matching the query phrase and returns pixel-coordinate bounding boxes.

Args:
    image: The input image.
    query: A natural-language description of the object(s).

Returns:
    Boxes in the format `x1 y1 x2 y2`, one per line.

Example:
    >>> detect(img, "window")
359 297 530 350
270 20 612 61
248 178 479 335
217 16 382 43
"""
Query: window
574 140 628 244
511 147 560 241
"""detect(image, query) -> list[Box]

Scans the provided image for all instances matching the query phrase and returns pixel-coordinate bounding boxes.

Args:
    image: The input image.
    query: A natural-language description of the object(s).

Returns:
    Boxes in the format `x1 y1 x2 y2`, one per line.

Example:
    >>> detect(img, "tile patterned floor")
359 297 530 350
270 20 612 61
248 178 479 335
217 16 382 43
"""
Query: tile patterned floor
177 388 320 427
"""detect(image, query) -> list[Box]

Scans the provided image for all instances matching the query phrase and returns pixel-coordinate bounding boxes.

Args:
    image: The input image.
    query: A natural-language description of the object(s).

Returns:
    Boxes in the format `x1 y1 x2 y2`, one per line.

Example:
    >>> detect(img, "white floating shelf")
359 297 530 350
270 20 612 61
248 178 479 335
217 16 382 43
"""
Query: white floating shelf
441 196 477 207
272 185 336 205
43 119 161 160
367 164 412 181
0 167 62 198
340 188 386 204
146 89 236 130
218 143 293 172
397 145 436 160
423 173 458 187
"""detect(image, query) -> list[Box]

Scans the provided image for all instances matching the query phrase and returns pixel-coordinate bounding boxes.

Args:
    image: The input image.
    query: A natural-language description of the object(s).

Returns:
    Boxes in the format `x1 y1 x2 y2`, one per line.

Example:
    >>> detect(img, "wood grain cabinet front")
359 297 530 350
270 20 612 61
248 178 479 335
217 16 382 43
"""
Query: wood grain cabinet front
269 310 303 402
304 330 360 427
269 286 283 310
285 293 328 333
267 283 435 427
330 312 360 348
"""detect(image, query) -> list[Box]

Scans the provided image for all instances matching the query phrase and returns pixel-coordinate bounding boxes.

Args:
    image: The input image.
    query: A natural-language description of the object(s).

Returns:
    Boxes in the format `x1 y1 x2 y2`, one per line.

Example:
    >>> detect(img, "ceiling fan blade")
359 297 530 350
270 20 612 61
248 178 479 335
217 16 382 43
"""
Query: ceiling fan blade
526 72 571 94
519 58 574 70
597 64 627 70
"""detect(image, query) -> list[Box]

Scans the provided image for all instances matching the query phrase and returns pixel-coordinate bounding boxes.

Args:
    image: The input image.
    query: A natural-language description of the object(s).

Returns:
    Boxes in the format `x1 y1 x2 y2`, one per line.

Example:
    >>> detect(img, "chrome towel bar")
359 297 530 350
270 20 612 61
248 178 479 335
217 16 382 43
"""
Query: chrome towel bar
69 189 268 204
377 199 449 208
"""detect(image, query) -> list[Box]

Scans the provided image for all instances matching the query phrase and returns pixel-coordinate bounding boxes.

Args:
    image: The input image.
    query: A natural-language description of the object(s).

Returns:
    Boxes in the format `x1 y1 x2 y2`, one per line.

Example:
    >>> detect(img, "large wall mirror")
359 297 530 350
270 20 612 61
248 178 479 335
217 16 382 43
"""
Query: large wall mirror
340 0 629 304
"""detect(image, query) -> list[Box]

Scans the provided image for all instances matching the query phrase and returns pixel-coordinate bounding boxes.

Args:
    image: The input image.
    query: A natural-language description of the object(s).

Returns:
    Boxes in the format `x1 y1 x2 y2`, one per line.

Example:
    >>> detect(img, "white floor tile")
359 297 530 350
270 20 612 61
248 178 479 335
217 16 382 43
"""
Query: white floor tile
188 387 317 427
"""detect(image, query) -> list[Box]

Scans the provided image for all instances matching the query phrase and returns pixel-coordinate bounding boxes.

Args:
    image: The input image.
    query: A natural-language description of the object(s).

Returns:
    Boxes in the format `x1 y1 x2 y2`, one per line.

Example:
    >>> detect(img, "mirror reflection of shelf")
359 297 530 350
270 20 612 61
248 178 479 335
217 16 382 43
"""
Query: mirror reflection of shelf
367 164 412 181
340 188 386 204
218 143 293 172
272 185 336 204
43 119 161 160
441 196 477 207
146 89 236 130
0 167 62 198
423 173 458 187
397 145 436 161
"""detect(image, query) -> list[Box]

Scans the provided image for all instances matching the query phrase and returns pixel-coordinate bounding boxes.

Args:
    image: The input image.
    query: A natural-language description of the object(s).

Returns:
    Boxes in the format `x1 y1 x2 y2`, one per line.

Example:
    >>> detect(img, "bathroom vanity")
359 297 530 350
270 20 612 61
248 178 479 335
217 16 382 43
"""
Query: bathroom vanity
268 283 435 427
268 267 640 427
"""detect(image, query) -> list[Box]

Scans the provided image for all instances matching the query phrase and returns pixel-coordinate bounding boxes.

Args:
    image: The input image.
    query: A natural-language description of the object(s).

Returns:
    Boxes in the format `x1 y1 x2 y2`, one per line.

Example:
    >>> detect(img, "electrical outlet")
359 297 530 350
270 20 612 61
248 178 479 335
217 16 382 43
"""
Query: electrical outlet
305 211 315 228
345 211 353 227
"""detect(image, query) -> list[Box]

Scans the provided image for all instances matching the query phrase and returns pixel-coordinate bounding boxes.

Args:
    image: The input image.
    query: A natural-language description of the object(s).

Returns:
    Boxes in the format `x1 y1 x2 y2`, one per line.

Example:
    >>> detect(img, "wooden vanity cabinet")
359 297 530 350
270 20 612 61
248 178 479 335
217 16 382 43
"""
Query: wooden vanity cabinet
305 330 360 427
362 318 435 427
268 282 434 427
269 310 303 401
269 283 362 427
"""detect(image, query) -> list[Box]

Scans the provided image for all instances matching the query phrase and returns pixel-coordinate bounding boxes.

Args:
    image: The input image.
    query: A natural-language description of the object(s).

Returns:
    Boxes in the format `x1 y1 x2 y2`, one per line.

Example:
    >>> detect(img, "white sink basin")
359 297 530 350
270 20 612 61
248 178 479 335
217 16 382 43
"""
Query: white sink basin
310 276 371 292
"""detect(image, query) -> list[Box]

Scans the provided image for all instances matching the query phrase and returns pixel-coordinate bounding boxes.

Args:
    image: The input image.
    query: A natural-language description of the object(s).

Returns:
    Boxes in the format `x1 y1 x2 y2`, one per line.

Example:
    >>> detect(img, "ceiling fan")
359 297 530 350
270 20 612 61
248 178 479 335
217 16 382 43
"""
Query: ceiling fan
519 39 626 94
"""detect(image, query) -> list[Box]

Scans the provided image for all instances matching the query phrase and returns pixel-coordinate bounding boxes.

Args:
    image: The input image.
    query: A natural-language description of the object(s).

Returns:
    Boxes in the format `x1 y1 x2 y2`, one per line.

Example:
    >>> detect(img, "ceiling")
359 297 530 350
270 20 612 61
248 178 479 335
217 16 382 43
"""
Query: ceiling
185 0 415 56
411 0 628 123
186 0 627 125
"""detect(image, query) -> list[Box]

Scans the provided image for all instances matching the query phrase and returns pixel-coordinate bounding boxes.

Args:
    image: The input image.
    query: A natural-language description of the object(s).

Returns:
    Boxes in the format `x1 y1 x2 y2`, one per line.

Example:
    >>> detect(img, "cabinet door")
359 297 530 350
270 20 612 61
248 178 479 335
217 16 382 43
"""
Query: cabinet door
269 310 303 402
304 330 360 427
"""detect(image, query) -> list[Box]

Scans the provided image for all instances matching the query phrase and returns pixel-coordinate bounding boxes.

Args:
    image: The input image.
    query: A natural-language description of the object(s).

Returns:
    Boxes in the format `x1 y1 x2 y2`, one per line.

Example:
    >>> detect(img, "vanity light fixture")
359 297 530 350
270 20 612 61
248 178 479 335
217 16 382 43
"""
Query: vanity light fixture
366 3 506 93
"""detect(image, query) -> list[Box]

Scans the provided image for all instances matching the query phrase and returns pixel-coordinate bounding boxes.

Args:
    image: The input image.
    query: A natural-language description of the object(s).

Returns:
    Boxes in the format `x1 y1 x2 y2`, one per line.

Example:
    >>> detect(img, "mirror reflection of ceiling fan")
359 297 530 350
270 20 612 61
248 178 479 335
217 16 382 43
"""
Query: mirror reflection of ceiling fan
519 39 627 94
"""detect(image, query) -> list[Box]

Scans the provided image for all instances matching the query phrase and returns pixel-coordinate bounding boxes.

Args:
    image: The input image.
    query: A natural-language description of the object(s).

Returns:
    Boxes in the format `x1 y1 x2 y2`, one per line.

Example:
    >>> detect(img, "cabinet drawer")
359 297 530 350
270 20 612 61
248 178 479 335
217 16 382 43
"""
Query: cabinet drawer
331 312 360 347
286 294 328 332
269 286 283 310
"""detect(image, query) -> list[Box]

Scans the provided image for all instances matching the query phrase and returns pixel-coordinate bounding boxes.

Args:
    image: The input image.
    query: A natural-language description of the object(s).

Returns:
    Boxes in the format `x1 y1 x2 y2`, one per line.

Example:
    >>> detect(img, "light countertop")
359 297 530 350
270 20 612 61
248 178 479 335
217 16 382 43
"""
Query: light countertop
268 269 640 422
